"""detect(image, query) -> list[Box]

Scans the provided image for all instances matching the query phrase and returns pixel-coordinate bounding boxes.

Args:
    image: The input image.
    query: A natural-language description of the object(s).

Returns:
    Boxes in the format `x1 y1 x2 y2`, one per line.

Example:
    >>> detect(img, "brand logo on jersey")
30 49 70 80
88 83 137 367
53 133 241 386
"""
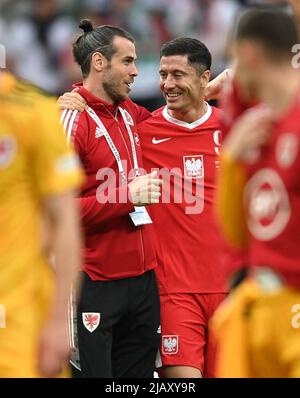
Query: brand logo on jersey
82 312 100 333
95 127 105 138
134 132 140 146
152 137 172 145
183 155 204 179
276 133 299 168
162 335 178 354
245 168 291 241
121 108 134 126
0 135 17 169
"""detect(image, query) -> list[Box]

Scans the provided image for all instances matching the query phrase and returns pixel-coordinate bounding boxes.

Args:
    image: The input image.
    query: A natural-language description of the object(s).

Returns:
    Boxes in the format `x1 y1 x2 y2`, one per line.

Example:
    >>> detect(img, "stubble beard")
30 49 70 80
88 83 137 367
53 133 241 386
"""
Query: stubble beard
102 68 127 105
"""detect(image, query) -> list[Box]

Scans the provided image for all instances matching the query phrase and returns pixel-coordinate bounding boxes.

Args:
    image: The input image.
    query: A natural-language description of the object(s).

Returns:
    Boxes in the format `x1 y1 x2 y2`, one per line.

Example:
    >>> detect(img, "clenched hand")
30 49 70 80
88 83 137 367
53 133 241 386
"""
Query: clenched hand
128 170 162 206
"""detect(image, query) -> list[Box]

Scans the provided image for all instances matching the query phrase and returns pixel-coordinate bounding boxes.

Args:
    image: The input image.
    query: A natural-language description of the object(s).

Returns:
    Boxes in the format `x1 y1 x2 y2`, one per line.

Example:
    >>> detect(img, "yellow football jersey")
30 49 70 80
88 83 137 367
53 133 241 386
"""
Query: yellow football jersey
0 72 83 377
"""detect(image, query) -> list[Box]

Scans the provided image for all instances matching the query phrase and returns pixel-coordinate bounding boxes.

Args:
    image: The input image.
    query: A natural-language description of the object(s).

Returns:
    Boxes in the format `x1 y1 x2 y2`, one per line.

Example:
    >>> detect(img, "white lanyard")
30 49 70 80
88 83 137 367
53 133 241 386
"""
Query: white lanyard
85 105 140 184
119 107 140 176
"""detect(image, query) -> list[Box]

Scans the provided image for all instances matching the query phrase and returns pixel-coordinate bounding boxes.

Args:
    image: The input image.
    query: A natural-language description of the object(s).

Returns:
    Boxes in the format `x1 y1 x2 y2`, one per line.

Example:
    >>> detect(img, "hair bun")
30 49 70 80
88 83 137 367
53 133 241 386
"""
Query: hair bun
79 19 94 33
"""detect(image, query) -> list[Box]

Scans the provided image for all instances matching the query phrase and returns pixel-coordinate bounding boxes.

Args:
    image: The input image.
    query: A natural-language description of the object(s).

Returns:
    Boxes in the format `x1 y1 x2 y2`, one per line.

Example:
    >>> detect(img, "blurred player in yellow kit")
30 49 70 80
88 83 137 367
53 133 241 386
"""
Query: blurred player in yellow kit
0 71 84 377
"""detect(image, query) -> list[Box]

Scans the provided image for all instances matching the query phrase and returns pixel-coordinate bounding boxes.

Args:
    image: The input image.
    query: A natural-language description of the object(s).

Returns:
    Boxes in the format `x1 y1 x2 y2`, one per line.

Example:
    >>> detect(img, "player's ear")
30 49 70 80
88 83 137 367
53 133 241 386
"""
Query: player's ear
238 40 259 69
201 70 211 88
91 52 108 72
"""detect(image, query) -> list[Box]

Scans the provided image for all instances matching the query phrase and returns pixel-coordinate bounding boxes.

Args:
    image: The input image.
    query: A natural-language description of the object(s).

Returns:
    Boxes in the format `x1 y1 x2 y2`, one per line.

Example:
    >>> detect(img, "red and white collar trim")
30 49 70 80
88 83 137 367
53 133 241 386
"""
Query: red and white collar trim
162 102 212 130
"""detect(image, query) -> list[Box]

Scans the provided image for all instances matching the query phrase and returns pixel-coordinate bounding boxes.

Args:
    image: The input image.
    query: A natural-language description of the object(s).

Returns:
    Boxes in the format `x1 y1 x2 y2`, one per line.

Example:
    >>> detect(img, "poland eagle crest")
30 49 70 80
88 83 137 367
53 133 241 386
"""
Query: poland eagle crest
162 335 178 354
183 155 204 179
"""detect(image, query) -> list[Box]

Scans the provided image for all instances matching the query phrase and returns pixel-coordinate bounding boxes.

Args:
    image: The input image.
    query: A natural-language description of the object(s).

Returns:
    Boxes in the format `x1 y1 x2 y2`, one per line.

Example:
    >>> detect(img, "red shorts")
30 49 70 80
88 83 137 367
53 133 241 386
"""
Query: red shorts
158 293 227 377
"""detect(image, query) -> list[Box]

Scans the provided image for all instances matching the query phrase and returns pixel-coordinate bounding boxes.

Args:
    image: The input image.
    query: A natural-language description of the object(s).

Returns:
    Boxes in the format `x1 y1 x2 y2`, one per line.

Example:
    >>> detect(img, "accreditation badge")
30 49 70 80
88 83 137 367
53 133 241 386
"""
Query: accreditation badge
129 206 153 226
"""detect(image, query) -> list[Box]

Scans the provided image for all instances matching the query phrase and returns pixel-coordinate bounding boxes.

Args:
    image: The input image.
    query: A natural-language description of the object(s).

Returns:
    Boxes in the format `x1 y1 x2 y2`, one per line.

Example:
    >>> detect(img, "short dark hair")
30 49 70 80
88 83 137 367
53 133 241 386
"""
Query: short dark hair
235 8 298 61
160 37 212 75
73 19 135 78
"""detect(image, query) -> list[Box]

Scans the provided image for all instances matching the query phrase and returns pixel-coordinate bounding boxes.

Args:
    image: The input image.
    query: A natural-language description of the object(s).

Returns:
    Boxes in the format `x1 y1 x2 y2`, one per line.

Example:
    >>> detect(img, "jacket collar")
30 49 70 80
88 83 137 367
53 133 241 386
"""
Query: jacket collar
73 82 126 116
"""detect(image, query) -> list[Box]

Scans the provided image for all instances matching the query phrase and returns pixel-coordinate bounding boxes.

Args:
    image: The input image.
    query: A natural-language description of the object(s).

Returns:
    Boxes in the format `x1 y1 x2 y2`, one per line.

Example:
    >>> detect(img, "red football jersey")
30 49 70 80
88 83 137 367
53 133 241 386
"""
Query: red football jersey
243 95 300 289
139 104 228 294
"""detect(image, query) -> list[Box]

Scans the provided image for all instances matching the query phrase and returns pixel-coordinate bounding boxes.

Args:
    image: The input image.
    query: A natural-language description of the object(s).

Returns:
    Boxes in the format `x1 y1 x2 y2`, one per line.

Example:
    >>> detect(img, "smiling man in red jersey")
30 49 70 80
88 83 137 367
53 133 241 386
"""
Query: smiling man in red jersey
138 38 229 378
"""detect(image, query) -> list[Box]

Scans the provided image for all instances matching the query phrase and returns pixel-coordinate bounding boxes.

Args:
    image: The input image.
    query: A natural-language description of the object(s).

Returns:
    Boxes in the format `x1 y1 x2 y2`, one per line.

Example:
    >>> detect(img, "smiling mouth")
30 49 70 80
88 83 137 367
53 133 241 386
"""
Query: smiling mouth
166 93 182 100
125 82 133 89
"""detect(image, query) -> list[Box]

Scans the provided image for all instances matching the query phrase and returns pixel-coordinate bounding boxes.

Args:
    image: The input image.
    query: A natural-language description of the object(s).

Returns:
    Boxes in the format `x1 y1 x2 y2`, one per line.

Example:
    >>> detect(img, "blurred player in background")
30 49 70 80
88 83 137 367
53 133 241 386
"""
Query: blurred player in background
0 70 83 377
59 37 232 378
212 7 300 377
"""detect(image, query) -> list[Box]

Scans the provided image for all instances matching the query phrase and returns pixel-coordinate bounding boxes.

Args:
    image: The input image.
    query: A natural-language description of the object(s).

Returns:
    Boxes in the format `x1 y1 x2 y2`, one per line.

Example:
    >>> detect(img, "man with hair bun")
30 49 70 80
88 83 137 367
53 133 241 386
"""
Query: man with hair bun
61 20 162 378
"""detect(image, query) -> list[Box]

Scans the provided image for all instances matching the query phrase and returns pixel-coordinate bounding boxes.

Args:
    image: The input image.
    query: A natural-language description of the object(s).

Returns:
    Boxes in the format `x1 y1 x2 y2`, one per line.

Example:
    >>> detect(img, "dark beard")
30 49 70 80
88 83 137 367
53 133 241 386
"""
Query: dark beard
102 80 126 105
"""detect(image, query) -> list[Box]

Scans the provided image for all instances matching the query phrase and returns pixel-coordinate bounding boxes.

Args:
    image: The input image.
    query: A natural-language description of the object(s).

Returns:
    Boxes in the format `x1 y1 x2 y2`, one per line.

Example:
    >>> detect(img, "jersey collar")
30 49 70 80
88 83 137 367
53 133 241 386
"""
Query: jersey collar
73 82 125 116
162 102 212 130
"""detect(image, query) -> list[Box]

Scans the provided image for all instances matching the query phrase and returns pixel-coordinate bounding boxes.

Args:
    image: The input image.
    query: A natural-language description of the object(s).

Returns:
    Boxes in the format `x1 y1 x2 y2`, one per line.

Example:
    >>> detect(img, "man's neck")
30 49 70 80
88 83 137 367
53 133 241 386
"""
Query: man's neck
168 101 207 124
83 77 113 104
258 67 300 116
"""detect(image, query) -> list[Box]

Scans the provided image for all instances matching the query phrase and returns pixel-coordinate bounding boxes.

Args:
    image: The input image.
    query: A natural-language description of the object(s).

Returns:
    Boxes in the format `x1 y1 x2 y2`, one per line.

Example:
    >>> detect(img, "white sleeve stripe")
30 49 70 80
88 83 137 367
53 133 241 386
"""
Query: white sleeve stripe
60 109 68 124
62 110 73 135
70 360 81 371
66 110 79 145
68 291 75 349
67 301 72 348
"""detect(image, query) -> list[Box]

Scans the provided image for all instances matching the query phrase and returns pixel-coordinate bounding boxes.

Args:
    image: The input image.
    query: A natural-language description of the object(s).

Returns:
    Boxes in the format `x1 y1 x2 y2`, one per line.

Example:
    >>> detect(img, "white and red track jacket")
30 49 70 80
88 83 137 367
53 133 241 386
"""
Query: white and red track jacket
62 84 157 280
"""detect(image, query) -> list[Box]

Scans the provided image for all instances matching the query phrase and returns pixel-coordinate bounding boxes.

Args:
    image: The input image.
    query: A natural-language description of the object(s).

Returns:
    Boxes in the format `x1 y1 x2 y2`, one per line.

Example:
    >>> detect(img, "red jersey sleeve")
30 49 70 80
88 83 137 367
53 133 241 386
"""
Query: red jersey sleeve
78 187 134 226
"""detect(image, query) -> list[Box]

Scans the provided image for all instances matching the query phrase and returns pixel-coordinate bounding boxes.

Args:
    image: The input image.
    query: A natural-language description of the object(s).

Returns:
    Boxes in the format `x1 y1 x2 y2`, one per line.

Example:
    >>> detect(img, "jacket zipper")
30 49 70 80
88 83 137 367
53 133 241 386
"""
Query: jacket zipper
105 106 146 272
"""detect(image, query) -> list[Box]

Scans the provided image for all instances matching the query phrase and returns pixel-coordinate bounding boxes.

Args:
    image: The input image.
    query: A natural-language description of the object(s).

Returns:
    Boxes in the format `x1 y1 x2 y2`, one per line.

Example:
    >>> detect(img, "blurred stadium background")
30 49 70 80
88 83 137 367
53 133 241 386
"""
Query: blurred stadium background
0 0 290 110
